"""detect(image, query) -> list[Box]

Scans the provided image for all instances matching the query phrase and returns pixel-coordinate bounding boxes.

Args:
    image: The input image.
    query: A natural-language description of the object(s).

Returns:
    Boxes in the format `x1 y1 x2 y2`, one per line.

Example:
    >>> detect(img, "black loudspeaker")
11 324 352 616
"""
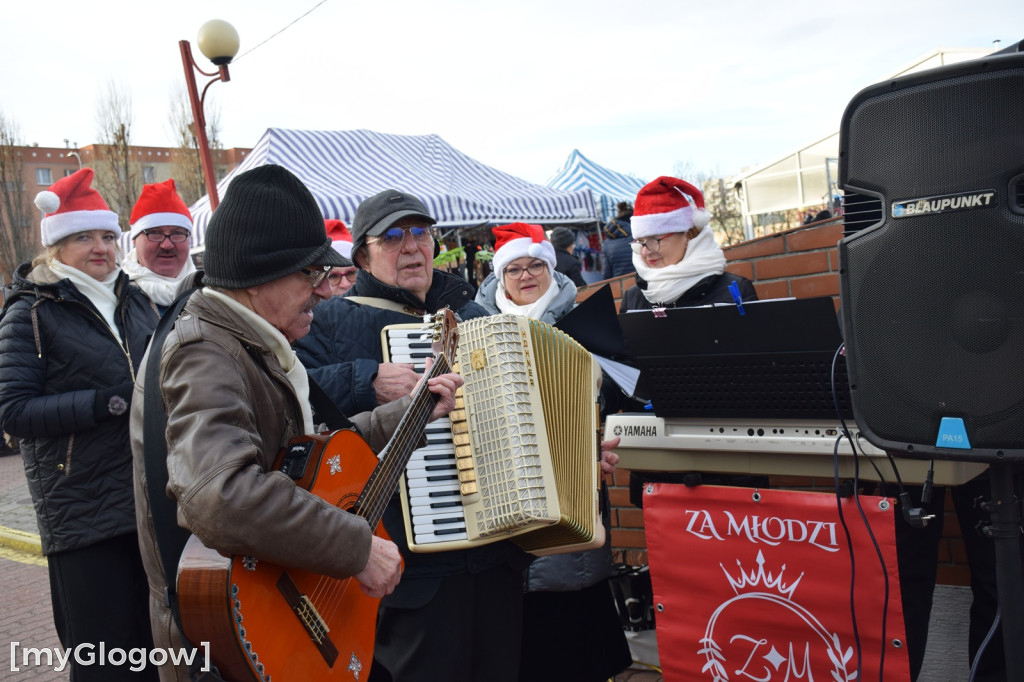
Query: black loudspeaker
838 51 1024 463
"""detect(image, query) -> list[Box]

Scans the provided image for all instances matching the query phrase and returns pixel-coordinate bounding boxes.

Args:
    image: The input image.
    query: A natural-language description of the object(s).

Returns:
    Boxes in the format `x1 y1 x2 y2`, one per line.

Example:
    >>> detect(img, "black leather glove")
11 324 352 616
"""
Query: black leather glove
94 382 135 420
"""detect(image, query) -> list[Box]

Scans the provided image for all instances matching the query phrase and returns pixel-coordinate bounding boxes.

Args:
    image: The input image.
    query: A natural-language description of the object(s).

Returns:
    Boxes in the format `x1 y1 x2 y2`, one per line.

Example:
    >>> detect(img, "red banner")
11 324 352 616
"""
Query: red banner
643 484 910 682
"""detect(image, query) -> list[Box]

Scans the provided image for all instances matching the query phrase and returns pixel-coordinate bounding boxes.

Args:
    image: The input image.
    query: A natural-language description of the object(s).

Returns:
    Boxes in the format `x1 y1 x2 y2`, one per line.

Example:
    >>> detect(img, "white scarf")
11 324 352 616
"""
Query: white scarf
494 265 561 319
632 228 726 306
49 260 121 339
121 248 197 306
204 289 315 434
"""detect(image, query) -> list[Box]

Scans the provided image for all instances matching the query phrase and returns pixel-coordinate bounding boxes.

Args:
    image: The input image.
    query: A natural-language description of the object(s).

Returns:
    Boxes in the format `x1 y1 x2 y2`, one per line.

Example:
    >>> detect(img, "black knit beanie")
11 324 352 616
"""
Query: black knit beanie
203 164 348 288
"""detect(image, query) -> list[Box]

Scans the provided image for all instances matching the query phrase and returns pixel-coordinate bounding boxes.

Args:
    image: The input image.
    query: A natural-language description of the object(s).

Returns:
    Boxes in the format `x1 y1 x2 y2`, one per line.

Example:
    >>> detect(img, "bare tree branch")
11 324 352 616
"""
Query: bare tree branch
166 83 205 206
165 83 222 207
93 80 141 228
0 112 38 283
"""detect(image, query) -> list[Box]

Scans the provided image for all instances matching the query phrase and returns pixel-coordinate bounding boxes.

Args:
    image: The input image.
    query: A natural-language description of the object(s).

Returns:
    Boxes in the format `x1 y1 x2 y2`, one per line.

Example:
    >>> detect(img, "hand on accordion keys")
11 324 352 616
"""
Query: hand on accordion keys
415 356 465 422
600 437 621 478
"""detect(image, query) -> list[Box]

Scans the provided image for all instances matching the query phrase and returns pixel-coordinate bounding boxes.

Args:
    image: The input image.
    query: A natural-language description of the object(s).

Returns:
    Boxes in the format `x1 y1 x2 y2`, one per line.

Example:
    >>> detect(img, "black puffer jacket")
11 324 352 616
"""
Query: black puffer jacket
0 262 159 554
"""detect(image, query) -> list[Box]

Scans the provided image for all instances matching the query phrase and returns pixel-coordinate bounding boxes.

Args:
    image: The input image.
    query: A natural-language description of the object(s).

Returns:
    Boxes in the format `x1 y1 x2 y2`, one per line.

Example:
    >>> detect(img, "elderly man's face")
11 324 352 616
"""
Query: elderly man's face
357 217 434 301
248 267 333 343
134 227 191 277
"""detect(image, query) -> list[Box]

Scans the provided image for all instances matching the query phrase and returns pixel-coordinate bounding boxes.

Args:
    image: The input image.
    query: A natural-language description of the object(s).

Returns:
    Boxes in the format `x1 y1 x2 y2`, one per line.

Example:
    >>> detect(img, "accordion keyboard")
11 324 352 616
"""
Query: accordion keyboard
385 326 472 544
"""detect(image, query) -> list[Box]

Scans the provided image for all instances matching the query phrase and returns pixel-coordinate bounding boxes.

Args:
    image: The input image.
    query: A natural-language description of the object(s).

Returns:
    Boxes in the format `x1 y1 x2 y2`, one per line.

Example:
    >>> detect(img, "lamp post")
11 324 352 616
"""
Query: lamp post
180 19 239 210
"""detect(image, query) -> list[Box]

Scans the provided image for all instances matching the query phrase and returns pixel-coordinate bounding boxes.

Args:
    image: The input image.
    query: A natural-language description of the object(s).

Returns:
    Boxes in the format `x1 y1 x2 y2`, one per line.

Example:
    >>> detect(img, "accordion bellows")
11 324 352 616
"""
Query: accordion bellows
389 314 603 555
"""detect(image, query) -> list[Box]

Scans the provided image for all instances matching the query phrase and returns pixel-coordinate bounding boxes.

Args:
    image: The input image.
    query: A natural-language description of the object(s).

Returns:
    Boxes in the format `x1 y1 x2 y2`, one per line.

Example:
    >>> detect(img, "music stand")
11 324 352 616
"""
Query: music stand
618 296 853 420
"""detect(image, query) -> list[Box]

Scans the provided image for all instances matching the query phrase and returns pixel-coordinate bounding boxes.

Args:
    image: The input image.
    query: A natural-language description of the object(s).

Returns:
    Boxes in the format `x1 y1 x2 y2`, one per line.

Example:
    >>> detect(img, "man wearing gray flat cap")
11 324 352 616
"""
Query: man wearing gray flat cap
295 188 531 682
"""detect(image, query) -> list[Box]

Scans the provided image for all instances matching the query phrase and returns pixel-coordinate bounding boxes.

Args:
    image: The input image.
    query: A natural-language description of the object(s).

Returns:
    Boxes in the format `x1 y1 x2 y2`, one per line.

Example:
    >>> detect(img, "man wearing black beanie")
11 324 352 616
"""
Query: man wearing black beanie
549 225 587 287
129 165 464 681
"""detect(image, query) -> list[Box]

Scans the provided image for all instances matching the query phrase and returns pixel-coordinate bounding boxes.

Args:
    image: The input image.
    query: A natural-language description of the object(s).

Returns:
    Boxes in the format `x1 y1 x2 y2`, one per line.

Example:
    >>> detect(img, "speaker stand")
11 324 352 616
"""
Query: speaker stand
986 462 1024 679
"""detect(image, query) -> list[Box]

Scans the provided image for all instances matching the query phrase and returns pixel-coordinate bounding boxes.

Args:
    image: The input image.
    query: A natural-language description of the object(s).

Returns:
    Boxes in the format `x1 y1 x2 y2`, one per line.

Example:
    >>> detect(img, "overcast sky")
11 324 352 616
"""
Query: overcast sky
2 0 1020 185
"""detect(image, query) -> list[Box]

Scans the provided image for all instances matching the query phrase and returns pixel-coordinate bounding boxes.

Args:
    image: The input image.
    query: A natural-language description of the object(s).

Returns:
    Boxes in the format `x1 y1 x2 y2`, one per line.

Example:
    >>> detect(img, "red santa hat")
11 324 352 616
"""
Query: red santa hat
491 222 556 276
129 178 193 240
35 168 121 246
631 176 710 240
325 219 353 264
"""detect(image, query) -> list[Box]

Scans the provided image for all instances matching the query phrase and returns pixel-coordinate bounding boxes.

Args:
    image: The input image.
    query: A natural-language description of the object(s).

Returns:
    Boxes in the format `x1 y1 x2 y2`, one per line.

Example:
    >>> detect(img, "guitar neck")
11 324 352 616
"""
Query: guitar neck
354 354 451 527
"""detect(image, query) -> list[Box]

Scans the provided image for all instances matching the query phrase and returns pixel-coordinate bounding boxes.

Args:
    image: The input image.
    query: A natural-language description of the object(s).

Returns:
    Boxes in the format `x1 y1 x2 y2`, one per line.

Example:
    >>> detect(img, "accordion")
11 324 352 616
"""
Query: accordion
383 313 604 555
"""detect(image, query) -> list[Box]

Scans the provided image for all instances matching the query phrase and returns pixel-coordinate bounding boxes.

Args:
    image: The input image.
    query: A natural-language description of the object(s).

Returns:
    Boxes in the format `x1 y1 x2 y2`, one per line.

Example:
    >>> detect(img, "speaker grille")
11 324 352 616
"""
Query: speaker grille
843 213 1024 454
840 54 1024 461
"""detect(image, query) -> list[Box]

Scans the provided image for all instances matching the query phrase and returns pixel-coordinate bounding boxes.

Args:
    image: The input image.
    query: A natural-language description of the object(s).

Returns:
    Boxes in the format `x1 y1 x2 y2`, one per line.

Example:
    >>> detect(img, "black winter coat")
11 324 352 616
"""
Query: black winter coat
0 262 159 554
554 249 586 287
601 217 636 279
619 271 757 312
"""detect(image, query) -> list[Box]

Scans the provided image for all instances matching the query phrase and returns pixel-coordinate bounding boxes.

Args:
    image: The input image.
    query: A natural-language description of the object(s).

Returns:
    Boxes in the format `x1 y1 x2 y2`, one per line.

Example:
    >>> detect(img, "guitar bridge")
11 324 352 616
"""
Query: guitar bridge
276 572 339 667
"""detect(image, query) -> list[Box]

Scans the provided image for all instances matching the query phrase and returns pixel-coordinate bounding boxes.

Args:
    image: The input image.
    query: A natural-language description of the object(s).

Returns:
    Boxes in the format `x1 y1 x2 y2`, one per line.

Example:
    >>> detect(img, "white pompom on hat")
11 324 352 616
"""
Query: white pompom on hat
491 222 556 276
129 178 193 240
631 175 710 239
325 218 354 265
35 168 121 246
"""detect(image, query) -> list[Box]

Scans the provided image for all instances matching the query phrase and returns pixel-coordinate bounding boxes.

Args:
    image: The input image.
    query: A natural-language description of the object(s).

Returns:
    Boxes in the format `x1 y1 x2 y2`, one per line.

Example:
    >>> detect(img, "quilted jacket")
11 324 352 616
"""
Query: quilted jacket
0 262 159 554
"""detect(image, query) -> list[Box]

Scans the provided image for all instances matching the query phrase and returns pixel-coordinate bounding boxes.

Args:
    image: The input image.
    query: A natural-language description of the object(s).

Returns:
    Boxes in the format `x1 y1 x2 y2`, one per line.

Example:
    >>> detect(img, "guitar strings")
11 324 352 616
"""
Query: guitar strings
314 349 452 623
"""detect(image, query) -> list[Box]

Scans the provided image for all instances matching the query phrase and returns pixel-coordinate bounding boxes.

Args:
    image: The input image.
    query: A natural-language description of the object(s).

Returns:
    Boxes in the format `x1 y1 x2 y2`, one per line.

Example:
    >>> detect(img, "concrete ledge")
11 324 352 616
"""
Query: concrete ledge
0 524 42 555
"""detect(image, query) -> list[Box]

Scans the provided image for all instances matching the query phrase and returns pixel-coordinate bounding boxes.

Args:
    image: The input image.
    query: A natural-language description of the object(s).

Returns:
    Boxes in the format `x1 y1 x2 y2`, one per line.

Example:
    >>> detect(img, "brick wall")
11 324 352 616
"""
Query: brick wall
580 219 971 586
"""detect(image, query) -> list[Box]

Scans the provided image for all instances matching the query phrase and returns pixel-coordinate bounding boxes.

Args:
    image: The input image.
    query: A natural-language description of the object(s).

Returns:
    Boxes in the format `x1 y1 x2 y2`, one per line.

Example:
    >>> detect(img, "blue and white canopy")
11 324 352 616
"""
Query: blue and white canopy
546 149 646 224
186 128 597 249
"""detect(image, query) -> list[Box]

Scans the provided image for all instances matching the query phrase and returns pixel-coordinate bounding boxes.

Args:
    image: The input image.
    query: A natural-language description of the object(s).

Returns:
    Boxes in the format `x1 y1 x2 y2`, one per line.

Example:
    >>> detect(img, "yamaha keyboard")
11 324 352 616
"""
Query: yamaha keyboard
605 413 987 486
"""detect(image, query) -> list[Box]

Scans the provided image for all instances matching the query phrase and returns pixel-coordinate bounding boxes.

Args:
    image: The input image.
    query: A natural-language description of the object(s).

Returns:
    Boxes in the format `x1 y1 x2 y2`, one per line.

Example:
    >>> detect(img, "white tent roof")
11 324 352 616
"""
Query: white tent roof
187 128 597 248
546 149 646 223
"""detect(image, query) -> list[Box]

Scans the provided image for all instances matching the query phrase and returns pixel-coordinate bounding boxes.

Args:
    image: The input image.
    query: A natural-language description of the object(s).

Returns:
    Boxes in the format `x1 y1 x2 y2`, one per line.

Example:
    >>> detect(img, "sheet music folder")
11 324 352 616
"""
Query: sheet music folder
619 296 854 420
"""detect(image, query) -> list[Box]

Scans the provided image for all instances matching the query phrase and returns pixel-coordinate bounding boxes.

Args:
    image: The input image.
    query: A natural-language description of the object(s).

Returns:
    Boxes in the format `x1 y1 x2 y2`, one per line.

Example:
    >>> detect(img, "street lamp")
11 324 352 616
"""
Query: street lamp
180 19 239 210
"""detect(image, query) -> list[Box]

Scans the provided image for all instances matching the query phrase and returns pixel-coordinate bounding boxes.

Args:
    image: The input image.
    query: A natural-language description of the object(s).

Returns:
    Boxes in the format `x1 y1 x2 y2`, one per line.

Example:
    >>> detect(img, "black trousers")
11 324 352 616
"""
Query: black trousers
48 532 158 681
372 562 524 682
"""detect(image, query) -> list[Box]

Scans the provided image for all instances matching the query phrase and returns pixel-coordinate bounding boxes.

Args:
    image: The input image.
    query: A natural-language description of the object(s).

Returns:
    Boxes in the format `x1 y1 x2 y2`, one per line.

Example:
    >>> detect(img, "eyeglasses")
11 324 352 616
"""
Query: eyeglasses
141 229 190 244
328 269 358 285
299 266 331 288
504 261 548 279
629 235 679 254
368 226 434 252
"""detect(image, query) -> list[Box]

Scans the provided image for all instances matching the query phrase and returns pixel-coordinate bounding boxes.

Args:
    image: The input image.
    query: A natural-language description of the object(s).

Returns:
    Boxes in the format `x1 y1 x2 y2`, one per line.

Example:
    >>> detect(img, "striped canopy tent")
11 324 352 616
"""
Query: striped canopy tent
545 149 646 224
186 128 597 249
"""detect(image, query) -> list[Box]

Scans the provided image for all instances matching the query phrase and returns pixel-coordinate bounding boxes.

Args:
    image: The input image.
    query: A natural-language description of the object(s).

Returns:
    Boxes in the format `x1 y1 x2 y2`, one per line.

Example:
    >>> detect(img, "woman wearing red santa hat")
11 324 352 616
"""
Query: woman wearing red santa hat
618 176 767 505
475 222 632 682
325 218 358 295
0 168 160 681
620 175 757 312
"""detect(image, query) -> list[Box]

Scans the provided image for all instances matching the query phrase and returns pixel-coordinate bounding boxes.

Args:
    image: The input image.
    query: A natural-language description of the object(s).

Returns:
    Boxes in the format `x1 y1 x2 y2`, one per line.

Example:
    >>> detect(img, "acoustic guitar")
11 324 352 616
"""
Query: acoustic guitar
176 309 458 681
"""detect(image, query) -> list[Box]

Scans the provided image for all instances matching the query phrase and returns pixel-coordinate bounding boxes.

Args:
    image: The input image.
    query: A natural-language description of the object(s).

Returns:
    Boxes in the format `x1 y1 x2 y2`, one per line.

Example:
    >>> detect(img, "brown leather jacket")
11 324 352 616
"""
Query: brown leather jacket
131 290 410 680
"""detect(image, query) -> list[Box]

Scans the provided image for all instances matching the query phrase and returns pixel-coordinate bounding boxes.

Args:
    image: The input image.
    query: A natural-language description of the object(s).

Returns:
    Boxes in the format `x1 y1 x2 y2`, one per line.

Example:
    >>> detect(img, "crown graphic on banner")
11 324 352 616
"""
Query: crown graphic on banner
721 550 804 599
